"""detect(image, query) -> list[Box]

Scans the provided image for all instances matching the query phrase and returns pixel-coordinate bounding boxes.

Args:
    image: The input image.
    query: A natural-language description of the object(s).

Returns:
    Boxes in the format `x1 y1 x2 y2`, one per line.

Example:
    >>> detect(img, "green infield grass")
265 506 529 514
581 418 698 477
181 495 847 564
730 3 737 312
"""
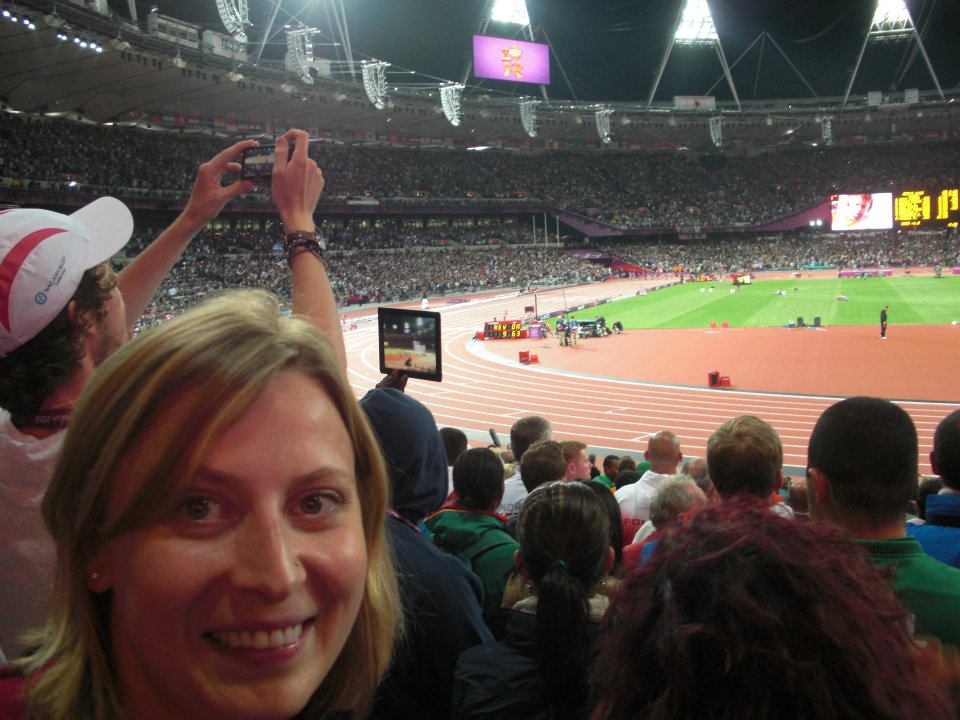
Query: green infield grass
562 276 960 329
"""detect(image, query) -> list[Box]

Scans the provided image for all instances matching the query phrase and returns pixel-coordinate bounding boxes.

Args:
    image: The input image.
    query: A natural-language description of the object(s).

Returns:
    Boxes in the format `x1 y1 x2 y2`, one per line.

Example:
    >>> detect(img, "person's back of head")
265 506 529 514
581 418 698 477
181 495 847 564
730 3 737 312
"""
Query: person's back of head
585 479 625 570
453 447 505 512
644 431 682 474
649 477 707 530
360 388 448 523
682 457 716 500
807 396 917 529
439 426 468 467
707 415 783 500
617 455 637 473
516 481 614 715
519 440 566 493
594 498 954 720
509 415 552 463
931 409 960 490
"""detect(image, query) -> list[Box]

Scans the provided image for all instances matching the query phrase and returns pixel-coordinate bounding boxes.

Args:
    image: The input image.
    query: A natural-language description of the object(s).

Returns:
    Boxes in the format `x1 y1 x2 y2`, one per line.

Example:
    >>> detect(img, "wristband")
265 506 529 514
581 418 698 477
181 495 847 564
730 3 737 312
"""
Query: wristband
283 230 326 252
285 231 327 267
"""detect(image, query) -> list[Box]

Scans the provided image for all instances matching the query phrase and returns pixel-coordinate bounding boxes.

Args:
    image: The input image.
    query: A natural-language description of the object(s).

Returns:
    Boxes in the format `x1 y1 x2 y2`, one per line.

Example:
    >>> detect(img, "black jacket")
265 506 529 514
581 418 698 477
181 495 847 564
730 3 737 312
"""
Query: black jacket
452 609 599 720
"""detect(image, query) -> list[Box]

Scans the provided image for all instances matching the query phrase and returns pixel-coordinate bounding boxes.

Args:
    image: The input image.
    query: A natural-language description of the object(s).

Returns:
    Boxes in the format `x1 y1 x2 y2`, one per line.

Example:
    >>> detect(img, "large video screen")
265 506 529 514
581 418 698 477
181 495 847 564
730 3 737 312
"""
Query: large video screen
830 193 893 231
472 35 550 85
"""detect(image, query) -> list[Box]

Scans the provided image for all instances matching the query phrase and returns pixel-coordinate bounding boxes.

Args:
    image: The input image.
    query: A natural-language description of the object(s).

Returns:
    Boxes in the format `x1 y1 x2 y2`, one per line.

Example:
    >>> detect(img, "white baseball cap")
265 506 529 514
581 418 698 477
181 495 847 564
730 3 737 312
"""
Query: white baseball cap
0 197 134 357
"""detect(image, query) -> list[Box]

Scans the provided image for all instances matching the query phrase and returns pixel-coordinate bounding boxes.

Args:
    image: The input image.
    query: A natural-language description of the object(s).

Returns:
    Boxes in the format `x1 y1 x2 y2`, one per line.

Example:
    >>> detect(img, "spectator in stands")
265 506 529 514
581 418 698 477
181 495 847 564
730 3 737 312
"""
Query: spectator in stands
561 440 593 482
426 448 519 613
707 415 792 517
2 291 398 719
807 396 960 646
594 500 956 720
453 481 615 720
588 453 601 480
359 388 492 720
596 454 620 490
623 477 708 566
614 431 683 543
586 479 625 574
682 456 717 501
0 131 336 659
519 440 566 495
497 416 552 518
908 409 960 568
439 426 469 495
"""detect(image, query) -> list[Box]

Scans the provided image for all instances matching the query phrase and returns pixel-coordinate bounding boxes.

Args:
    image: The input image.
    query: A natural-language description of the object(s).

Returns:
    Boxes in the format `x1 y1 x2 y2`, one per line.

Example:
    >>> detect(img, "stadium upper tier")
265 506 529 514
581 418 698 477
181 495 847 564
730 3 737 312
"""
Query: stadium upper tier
2 114 960 230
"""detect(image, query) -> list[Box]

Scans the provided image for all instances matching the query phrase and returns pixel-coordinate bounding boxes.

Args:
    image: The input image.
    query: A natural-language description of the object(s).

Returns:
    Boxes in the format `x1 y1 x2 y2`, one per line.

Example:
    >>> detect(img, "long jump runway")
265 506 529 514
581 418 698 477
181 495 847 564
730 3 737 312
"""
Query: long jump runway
343 279 957 475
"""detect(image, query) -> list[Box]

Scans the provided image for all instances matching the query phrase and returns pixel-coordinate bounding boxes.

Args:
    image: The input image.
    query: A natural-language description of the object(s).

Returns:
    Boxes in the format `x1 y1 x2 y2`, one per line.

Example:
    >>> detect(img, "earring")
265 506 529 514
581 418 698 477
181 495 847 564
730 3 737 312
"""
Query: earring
91 571 100 581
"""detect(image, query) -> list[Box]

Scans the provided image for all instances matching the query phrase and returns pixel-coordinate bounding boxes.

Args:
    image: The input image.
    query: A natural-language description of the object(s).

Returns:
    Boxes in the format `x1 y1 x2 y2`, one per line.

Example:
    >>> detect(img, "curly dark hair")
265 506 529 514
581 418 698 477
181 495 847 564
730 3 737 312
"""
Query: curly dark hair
0 264 114 417
594 498 954 720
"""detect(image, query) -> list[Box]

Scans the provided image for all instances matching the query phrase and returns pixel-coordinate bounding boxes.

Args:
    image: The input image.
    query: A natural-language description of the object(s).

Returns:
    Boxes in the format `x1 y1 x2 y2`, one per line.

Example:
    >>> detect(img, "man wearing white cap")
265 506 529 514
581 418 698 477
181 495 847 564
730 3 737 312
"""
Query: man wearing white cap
0 129 337 659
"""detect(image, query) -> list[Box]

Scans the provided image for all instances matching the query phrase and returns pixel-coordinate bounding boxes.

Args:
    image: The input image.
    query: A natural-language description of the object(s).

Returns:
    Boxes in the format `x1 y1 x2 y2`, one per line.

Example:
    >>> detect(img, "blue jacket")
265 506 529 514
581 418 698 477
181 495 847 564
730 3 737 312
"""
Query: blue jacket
908 494 960 569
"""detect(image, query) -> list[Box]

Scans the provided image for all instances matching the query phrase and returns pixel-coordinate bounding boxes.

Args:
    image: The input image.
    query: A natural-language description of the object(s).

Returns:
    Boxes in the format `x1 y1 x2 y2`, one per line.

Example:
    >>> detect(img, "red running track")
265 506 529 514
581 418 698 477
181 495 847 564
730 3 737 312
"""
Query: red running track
343 279 953 474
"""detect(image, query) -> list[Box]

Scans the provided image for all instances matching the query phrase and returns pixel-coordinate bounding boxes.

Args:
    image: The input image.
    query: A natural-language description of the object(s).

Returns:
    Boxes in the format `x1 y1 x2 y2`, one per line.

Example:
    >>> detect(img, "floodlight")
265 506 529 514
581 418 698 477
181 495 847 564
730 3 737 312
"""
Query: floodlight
519 98 538 138
871 0 912 36
675 0 719 46
440 83 464 127
215 0 249 42
490 0 530 26
709 116 723 148
594 107 612 144
361 60 390 110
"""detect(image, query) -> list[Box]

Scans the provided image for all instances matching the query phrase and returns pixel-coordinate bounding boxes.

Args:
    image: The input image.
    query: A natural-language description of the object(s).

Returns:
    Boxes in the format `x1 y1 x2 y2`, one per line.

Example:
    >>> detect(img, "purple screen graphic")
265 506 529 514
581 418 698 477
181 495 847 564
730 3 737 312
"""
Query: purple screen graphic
472 35 550 85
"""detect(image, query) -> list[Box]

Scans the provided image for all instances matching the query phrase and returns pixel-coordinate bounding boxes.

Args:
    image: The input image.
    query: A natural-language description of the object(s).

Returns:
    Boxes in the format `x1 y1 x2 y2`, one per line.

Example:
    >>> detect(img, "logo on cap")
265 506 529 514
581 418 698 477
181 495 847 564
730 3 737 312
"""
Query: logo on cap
35 292 48 305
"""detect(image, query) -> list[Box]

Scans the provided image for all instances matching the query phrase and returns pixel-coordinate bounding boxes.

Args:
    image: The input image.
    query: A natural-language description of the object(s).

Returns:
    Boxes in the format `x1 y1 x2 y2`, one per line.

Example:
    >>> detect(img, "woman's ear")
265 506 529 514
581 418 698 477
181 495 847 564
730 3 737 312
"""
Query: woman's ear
86 548 113 593
601 546 615 576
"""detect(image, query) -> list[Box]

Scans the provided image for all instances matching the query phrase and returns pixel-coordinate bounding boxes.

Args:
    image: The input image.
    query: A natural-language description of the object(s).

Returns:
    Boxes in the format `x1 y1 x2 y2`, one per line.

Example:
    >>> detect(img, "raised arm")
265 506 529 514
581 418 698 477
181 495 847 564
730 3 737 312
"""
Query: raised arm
270 129 347 371
117 139 257 325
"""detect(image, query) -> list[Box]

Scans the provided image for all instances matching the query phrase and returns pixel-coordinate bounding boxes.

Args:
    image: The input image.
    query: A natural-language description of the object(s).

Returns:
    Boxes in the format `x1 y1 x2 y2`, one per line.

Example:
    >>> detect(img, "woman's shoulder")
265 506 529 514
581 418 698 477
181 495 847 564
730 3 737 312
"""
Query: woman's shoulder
0 669 25 720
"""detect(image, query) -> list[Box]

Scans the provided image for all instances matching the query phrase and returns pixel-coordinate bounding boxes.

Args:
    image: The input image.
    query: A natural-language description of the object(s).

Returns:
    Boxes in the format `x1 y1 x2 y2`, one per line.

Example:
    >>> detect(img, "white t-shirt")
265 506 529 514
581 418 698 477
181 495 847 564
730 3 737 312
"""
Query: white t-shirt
0 409 64 659
497 470 527 519
615 470 674 540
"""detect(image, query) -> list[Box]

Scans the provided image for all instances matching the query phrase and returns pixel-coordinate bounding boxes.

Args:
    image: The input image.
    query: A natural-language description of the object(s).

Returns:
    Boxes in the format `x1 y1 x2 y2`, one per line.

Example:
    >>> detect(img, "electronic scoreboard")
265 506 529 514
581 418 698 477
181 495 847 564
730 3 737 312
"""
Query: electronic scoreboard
484 320 523 339
893 188 960 228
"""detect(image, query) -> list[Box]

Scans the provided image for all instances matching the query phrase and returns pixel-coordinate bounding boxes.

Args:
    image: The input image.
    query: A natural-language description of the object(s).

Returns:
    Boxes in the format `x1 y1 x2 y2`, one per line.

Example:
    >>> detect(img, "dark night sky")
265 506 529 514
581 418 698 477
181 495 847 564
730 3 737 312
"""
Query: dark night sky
114 0 960 102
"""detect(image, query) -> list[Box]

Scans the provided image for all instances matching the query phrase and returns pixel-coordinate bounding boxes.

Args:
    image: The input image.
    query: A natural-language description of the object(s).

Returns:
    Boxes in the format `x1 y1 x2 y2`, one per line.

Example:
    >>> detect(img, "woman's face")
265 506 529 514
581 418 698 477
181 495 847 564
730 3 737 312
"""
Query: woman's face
94 371 368 720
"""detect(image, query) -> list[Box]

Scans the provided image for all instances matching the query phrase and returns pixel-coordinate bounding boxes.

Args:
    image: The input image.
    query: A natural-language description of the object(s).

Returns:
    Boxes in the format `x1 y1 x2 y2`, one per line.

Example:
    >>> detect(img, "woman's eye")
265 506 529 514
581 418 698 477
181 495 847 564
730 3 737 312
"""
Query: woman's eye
177 496 219 521
298 492 341 515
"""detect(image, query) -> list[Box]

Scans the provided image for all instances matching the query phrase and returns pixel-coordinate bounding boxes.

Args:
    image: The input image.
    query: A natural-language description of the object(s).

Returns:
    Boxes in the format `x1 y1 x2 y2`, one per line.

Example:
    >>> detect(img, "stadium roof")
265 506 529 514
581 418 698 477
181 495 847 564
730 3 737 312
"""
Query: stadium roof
2 0 958 148
127 0 960 101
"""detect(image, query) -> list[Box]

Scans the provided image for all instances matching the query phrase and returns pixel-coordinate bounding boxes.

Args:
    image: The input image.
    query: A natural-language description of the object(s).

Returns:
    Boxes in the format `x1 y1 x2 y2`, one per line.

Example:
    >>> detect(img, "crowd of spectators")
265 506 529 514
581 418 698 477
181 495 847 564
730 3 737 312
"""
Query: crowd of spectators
4 113 960 229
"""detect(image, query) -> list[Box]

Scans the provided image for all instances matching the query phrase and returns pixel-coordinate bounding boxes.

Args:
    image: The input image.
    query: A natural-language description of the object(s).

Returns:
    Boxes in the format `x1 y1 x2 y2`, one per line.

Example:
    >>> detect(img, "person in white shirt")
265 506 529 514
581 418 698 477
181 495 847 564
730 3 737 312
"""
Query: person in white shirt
615 430 683 541
497 415 552 518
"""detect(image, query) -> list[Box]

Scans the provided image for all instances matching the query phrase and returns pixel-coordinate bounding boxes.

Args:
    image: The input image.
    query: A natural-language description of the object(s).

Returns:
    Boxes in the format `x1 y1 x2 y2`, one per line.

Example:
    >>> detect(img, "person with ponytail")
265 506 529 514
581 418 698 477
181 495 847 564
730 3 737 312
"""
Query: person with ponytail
452 481 614 720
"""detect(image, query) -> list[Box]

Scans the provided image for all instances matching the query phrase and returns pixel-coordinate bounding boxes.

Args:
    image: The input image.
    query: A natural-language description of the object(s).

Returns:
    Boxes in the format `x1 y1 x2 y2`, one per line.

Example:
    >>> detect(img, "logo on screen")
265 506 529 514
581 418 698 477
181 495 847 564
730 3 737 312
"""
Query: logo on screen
502 44 523 79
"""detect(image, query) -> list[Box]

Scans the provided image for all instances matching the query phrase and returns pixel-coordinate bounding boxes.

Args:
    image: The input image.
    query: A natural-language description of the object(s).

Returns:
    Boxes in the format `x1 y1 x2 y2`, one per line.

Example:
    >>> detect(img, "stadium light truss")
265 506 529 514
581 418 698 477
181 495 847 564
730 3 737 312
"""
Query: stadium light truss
519 98 538 138
674 0 718 46
440 83 464 127
286 28 318 84
490 0 530 26
871 0 913 38
709 116 723 148
361 60 390 110
215 0 249 43
594 107 612 144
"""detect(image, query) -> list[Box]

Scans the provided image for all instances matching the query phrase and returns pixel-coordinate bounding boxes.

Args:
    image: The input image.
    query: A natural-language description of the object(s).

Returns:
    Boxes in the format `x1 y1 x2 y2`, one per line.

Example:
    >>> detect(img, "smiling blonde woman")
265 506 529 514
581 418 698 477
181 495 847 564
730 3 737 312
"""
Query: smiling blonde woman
5 290 399 720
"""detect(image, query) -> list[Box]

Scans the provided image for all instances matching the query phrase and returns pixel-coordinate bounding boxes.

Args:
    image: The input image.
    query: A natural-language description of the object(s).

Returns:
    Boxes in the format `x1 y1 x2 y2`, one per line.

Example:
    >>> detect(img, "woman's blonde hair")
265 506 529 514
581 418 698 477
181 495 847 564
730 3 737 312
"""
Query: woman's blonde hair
19 290 399 720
